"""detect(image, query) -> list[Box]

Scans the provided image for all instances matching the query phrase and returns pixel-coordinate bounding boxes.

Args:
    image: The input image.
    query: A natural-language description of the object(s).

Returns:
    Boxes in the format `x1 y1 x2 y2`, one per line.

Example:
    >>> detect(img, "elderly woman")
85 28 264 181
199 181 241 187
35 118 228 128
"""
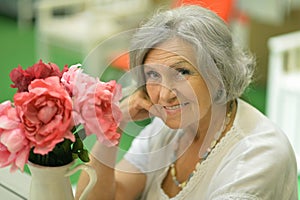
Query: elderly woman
76 5 298 200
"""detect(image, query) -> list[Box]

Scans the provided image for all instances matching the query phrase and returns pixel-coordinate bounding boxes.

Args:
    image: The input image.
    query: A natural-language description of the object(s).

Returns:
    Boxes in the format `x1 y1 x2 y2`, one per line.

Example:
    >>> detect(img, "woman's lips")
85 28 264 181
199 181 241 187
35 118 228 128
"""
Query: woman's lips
163 102 189 114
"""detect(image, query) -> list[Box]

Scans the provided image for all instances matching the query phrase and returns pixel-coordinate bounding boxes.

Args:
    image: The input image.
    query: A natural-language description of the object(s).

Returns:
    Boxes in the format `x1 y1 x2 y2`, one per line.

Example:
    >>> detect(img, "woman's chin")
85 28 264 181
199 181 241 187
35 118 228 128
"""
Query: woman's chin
163 119 189 130
162 117 199 131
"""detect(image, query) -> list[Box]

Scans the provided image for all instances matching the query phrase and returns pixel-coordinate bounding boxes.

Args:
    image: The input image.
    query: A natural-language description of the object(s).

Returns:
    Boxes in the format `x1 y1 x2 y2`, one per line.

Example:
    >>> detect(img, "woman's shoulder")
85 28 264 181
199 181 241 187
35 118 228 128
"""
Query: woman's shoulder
235 99 289 143
217 99 298 185
208 100 298 199
233 98 295 160
235 99 278 133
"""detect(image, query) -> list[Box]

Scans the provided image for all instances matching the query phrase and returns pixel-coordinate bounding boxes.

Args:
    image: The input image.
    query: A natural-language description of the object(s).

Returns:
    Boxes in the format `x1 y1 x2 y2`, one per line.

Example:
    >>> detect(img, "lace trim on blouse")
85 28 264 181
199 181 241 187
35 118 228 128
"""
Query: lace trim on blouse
159 125 252 199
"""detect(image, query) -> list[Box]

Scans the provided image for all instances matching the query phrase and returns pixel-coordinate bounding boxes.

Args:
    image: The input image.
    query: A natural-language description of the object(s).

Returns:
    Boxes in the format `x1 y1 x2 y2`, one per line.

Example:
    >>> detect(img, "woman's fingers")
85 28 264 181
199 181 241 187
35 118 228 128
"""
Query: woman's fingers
120 89 153 122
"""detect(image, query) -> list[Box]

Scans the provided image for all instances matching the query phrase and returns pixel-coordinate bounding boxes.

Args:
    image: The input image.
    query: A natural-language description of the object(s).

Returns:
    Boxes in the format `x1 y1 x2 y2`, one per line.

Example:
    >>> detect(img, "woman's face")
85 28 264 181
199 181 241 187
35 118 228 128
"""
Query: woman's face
143 38 212 129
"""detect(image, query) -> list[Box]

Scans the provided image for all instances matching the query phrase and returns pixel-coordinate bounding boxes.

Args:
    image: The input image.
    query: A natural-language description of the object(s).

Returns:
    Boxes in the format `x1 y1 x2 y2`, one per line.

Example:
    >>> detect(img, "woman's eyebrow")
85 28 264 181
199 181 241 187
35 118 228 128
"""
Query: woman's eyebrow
169 60 190 68
143 60 191 69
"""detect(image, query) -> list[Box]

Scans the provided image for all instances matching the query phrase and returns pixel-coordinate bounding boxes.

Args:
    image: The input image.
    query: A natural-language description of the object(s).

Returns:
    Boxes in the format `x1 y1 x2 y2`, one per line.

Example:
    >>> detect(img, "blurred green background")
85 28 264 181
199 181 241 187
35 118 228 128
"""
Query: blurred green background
0 14 299 197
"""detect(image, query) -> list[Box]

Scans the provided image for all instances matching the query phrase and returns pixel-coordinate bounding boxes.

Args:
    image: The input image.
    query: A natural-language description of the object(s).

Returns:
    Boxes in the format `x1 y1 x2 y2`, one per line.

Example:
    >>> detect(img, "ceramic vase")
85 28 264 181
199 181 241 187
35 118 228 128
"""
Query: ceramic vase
28 161 97 200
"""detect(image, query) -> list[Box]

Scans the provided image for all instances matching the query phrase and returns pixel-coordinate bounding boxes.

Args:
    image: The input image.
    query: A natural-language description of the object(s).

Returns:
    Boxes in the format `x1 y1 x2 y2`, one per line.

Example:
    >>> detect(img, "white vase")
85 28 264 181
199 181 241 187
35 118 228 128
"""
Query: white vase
28 161 97 200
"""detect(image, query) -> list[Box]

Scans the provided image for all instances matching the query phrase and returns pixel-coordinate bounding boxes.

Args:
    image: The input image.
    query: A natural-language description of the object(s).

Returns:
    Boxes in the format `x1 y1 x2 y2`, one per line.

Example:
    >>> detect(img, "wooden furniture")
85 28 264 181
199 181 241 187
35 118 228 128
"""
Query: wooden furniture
266 30 300 173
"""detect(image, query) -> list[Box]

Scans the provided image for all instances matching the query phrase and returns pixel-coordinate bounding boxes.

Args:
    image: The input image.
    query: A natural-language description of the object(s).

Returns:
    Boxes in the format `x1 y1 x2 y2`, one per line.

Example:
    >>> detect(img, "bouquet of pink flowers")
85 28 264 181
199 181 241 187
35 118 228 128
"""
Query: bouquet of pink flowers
0 60 122 171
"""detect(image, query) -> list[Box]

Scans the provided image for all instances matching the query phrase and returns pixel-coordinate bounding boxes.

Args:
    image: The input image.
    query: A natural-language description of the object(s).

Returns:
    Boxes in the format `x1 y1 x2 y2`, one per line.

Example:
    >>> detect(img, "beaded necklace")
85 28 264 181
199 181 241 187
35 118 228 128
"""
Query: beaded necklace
169 101 234 189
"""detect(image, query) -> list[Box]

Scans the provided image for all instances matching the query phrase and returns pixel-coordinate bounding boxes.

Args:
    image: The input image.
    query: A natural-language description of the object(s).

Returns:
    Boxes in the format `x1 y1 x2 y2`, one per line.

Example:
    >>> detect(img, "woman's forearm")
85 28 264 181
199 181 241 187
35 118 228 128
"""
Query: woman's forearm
75 142 118 200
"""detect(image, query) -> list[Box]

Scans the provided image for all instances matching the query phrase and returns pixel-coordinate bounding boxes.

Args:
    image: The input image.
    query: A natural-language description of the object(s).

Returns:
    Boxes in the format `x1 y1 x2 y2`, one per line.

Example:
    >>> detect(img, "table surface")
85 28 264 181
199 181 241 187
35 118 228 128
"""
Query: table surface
0 167 31 200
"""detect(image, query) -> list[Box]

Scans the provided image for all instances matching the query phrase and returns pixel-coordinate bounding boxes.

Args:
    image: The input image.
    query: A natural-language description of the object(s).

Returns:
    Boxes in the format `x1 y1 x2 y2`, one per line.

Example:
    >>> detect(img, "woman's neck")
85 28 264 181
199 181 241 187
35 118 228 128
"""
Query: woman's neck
180 100 237 155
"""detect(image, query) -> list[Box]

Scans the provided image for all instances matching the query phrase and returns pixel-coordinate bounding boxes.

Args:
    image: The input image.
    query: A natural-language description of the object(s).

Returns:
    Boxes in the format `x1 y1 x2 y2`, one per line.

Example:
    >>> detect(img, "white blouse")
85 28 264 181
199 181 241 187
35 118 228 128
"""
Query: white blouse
124 99 298 200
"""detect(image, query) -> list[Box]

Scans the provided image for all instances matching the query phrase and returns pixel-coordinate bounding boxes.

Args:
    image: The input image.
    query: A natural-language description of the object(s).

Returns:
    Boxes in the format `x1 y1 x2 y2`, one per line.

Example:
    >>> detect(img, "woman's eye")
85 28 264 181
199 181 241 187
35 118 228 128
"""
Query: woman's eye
176 68 191 79
145 71 161 81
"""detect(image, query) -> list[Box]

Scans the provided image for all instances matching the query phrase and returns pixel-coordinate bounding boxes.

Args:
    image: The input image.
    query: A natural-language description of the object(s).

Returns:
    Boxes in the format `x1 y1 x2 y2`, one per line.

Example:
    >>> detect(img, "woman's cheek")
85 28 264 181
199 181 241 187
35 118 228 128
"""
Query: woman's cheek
146 84 159 103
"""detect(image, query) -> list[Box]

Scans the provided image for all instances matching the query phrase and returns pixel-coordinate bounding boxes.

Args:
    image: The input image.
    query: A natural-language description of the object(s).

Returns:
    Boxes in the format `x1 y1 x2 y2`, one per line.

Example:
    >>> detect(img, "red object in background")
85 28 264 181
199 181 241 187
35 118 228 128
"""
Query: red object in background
110 52 130 71
172 0 234 23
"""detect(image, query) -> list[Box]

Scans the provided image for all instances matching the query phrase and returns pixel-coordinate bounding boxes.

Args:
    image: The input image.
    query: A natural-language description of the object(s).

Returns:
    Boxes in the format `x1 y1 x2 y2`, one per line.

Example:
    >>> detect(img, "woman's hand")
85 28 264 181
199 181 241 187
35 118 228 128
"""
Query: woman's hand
120 89 155 123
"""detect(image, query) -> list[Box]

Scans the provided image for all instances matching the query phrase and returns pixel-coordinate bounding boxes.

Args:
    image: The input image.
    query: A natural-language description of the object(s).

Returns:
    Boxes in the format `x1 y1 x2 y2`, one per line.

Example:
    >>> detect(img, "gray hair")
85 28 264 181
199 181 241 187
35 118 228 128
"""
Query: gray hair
129 5 255 102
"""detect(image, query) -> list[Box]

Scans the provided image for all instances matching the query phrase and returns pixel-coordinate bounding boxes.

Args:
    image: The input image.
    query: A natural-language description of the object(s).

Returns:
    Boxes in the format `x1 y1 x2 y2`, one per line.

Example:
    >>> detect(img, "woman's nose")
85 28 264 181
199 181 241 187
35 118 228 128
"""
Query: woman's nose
159 84 177 103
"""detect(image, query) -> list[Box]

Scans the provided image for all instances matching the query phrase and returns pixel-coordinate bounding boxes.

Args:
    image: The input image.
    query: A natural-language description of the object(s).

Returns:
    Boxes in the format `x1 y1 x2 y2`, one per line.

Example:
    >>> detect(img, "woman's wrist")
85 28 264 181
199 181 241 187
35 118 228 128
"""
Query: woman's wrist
91 141 119 168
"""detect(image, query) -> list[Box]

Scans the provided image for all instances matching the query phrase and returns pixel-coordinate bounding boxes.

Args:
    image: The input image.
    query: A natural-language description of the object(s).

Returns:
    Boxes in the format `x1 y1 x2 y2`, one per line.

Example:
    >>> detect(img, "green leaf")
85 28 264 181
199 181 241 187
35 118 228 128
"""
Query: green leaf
72 137 83 152
28 139 74 166
78 149 90 162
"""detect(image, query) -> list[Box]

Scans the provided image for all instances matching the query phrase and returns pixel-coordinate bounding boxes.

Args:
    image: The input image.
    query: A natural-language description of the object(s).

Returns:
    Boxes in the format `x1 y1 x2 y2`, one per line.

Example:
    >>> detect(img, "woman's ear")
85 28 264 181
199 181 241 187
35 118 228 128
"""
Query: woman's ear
213 88 227 104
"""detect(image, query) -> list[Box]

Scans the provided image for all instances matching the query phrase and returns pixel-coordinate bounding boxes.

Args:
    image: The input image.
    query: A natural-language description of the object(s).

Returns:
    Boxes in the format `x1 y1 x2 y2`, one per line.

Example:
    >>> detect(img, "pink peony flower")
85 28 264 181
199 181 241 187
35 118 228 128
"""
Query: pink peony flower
0 101 30 171
61 64 83 96
28 59 68 80
2 60 124 170
9 65 33 93
92 80 122 145
72 73 122 146
10 60 68 92
13 76 75 155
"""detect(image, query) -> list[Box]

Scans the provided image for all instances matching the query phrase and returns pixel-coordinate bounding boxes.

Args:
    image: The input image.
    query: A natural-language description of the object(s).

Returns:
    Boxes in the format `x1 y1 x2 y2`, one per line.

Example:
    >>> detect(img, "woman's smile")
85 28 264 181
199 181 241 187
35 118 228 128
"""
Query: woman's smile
163 102 190 115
